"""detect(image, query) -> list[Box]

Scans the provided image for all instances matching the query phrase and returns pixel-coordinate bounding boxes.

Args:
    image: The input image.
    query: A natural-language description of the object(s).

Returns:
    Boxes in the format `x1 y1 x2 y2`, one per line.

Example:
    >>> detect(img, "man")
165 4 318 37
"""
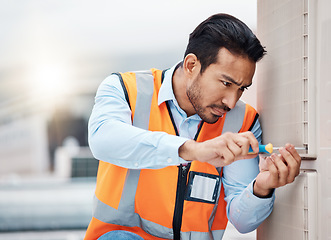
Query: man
85 13 301 240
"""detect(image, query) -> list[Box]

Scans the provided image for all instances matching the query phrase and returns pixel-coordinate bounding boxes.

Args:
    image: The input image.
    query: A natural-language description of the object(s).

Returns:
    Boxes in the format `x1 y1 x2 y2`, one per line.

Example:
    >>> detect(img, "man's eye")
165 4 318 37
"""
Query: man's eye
222 81 231 87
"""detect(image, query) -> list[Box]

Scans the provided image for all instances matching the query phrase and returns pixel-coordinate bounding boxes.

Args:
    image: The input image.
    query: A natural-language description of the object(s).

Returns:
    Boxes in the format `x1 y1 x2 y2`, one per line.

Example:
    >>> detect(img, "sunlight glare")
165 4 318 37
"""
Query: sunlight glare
29 63 71 102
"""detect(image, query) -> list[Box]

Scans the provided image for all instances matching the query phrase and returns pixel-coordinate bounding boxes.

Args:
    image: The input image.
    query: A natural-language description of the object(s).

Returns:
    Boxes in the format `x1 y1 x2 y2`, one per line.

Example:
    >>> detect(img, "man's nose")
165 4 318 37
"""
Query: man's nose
222 94 237 110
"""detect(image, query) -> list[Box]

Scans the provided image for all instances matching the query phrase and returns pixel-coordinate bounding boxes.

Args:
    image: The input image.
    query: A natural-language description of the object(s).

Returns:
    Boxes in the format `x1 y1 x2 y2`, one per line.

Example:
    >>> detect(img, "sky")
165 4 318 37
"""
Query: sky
0 0 257 67
0 0 258 109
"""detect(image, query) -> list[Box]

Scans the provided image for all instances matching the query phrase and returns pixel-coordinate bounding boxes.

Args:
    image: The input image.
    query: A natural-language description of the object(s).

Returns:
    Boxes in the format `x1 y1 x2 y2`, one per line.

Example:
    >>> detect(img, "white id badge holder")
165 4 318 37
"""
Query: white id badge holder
185 171 221 204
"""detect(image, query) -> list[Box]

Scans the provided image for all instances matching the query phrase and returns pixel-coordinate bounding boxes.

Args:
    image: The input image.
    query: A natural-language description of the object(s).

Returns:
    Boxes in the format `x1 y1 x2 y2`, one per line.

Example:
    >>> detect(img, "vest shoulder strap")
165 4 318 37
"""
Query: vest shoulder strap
131 70 154 130
114 70 155 130
222 100 247 134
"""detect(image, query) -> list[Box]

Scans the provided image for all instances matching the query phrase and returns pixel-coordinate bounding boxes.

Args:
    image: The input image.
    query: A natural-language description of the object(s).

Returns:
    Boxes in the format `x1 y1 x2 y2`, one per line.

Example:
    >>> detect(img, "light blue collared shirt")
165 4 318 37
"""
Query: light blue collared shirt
88 63 275 234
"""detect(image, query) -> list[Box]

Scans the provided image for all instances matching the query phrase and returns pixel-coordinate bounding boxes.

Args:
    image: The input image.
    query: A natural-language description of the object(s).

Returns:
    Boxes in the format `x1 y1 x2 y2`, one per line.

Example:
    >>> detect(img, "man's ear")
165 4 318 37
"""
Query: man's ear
183 53 201 78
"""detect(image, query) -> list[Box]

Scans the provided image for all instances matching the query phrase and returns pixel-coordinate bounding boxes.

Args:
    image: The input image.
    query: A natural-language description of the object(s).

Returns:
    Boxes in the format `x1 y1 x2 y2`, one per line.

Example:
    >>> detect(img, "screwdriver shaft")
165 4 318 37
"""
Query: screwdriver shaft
273 147 306 150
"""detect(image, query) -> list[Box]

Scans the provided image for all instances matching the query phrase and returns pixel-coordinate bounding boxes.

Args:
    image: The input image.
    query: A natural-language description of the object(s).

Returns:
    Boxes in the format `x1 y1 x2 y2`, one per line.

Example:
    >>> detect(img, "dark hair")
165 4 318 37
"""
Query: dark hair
184 13 266 73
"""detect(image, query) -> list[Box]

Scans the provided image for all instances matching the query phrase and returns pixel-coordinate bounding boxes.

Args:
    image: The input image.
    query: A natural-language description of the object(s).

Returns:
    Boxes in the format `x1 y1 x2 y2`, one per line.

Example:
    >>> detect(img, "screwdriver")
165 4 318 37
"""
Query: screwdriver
248 143 306 154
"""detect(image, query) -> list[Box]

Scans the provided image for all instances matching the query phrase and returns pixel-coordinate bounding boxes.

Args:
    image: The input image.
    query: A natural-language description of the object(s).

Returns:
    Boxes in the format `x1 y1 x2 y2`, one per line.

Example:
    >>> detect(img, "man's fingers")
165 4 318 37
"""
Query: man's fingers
271 154 288 186
285 143 302 169
227 140 243 157
280 145 301 182
266 156 279 184
239 131 259 153
229 131 258 155
206 131 260 166
220 147 235 166
234 136 250 155
255 143 302 192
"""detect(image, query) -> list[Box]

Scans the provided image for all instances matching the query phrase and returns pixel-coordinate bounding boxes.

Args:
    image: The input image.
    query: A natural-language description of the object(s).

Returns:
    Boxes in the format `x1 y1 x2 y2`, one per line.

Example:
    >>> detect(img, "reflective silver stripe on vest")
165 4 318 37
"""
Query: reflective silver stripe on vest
116 71 155 220
180 230 225 240
93 196 173 238
221 100 246 133
118 70 163 233
132 70 154 129
94 192 224 239
211 229 225 240
93 71 248 239
118 168 140 212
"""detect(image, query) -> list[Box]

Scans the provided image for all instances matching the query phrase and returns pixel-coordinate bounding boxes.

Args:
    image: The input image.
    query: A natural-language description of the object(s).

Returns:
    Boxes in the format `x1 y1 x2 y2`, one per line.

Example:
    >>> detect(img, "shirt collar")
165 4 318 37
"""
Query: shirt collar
158 62 202 121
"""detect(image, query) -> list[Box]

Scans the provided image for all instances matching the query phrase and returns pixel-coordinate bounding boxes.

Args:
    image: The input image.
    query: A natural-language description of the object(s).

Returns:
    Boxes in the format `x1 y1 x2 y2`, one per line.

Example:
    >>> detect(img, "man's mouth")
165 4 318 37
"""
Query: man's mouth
211 107 227 117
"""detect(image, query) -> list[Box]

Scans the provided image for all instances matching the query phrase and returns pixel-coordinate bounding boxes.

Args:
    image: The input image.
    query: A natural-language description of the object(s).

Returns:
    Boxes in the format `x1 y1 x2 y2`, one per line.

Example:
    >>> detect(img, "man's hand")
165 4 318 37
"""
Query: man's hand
253 143 302 198
178 131 259 167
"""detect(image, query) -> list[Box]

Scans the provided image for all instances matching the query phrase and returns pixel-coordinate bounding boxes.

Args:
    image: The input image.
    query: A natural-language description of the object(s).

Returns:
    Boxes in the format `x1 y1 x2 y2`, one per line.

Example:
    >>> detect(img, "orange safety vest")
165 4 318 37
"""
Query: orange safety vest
84 69 259 240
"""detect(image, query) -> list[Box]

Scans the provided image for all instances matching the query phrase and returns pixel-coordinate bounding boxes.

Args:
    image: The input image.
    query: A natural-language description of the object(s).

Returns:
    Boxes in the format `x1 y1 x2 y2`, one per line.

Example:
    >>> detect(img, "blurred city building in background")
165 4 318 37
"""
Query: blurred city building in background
0 1 257 239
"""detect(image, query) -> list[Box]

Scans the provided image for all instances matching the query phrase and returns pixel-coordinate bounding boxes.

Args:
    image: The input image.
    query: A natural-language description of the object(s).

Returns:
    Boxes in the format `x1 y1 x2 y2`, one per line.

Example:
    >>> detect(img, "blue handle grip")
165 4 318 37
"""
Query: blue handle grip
248 144 273 154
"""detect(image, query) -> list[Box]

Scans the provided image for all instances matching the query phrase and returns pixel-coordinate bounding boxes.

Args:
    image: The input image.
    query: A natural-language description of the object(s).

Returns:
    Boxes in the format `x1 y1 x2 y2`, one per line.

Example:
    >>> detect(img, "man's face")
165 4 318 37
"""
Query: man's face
186 48 256 124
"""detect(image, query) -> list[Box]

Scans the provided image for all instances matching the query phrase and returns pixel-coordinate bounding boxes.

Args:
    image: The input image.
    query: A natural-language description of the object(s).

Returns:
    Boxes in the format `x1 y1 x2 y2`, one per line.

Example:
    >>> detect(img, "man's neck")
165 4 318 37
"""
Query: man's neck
172 66 196 117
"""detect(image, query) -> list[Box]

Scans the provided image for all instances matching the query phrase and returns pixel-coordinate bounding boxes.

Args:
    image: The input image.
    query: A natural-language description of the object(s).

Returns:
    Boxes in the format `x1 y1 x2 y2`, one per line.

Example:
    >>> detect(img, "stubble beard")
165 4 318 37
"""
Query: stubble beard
186 80 220 124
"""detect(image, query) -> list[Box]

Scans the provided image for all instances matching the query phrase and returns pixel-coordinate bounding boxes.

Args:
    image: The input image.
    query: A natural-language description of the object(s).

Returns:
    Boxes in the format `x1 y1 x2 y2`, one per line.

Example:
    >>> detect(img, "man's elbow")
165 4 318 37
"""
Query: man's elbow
231 221 258 234
228 214 260 234
88 131 104 161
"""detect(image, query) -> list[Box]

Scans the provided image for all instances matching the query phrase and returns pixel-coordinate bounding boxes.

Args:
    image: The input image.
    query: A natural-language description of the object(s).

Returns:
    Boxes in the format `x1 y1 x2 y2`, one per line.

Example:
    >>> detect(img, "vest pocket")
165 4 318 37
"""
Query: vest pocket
185 171 220 204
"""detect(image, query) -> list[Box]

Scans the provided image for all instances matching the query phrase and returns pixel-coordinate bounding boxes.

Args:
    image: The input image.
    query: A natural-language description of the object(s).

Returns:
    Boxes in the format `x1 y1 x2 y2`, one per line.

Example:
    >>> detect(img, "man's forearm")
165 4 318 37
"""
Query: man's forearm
89 119 189 169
